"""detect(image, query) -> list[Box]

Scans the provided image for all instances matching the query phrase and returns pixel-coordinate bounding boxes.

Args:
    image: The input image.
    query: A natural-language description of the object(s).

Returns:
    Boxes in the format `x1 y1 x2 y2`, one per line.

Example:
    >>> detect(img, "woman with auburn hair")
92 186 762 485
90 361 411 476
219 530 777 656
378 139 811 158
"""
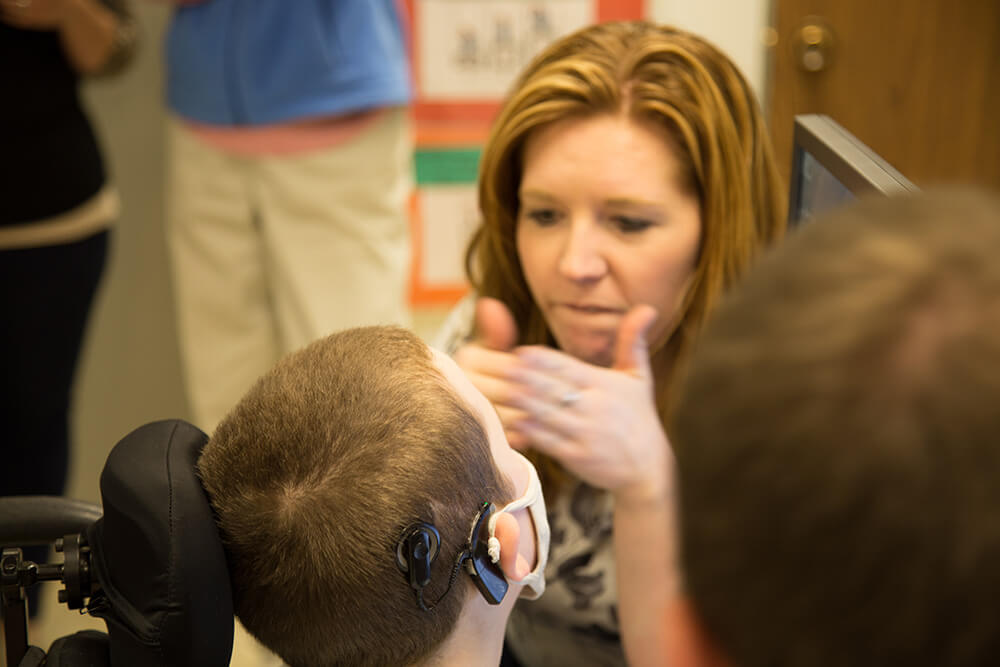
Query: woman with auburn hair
436 20 786 667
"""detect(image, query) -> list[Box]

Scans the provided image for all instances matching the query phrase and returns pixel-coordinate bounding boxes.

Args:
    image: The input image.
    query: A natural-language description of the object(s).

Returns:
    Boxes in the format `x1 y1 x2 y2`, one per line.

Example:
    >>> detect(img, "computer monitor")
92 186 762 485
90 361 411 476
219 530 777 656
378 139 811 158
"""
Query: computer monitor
787 114 919 226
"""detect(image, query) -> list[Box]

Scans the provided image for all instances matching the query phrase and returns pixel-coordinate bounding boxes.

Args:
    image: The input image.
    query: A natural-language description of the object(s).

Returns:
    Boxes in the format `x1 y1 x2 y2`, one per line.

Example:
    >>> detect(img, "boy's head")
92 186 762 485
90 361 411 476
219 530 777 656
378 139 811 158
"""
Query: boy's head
198 326 543 666
668 188 1000 667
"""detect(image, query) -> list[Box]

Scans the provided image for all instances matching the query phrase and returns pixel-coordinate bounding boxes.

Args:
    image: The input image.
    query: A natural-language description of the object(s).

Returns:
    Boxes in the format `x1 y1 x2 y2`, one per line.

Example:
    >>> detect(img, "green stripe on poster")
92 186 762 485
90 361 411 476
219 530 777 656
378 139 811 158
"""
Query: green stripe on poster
415 148 481 185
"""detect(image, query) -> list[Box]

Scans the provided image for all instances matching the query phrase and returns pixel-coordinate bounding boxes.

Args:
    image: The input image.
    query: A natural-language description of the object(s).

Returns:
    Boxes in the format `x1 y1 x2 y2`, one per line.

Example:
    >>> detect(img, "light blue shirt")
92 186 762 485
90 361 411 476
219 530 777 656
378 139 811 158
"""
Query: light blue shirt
166 0 412 125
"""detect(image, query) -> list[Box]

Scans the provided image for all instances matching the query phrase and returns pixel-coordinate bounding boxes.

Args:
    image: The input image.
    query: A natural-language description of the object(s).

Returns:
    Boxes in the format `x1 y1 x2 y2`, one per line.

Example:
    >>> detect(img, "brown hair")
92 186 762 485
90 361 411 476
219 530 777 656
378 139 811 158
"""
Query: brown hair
671 188 1000 666
467 20 785 484
198 326 515 667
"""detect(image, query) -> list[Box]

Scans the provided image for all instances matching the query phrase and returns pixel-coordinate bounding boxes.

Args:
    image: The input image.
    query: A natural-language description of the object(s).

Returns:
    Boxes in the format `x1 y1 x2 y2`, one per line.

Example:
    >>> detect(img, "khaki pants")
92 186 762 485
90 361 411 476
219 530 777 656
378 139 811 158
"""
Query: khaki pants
166 109 413 435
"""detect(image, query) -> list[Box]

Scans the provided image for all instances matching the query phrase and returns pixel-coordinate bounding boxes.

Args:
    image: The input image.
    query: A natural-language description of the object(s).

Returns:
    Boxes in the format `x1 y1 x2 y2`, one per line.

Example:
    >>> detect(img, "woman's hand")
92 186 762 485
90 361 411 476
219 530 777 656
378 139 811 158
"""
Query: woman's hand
453 298 535 449
455 298 672 502
509 305 671 501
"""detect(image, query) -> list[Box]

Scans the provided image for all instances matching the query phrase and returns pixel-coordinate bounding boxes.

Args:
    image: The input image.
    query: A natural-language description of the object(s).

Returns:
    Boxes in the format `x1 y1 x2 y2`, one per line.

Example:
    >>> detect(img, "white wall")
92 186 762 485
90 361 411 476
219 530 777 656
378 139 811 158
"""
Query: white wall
71 4 181 504
650 0 770 98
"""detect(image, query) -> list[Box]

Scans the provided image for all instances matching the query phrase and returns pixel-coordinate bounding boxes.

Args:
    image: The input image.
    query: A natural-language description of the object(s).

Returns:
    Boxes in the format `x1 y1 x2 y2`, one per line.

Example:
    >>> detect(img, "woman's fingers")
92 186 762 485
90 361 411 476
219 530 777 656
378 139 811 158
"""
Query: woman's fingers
495 403 532 447
507 365 576 403
514 345 601 386
612 305 658 381
515 418 576 462
455 337 666 489
464 369 521 407
455 343 519 380
475 297 519 351
453 341 536 450
509 392 586 439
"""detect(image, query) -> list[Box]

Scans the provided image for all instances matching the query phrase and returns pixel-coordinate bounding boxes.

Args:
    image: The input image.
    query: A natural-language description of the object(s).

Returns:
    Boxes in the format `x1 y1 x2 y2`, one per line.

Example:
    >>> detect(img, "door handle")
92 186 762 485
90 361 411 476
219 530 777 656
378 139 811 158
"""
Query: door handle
794 18 836 72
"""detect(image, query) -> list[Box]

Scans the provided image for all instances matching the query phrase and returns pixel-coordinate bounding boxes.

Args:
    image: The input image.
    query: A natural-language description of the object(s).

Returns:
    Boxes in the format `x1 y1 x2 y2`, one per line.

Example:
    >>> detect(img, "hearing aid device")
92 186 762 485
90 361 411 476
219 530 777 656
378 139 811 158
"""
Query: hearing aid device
465 502 508 605
396 501 508 610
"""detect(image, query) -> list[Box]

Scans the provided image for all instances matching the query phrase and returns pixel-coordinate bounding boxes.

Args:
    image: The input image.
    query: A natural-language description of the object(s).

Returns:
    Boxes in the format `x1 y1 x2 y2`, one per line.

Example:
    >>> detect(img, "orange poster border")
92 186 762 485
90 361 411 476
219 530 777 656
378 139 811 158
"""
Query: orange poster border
408 191 472 306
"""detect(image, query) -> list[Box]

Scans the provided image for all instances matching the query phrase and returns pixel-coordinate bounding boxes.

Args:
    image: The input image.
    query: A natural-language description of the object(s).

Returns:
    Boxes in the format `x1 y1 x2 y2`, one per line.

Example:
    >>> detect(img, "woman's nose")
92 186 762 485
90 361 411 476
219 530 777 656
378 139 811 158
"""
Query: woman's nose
557 219 607 282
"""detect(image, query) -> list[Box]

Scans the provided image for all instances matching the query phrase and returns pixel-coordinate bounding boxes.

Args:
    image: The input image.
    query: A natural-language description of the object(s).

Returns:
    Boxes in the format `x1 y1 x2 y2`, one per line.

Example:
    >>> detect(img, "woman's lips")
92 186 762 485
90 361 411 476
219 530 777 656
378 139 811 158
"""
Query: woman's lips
550 303 626 331
558 302 625 316
547 304 620 365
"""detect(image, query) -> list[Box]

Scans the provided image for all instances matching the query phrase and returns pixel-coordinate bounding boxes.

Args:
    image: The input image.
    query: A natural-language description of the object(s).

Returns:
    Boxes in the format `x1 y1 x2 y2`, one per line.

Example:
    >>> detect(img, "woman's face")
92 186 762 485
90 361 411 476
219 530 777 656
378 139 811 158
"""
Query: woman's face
515 113 703 366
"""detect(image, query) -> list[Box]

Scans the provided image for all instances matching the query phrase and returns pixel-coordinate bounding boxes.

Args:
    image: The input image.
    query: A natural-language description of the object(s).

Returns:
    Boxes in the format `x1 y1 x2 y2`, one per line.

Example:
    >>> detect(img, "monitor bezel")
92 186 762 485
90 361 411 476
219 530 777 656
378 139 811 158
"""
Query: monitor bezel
788 114 919 226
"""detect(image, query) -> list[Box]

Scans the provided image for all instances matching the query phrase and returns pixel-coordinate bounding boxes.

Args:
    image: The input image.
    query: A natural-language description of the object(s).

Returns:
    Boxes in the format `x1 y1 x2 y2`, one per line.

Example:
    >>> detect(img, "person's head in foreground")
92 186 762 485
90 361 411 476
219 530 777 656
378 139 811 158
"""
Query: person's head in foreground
198 326 550 667
468 19 785 381
669 187 1000 667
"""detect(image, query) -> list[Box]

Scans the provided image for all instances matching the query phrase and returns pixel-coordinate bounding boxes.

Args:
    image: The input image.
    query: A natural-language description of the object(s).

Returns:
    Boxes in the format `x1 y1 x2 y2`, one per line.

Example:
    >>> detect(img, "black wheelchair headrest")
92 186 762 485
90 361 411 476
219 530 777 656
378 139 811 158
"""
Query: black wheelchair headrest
85 419 233 667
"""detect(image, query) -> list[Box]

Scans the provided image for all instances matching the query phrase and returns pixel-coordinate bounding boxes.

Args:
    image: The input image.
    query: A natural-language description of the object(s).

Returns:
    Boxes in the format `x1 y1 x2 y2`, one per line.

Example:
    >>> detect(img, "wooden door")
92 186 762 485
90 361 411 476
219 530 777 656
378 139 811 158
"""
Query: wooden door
767 0 1000 189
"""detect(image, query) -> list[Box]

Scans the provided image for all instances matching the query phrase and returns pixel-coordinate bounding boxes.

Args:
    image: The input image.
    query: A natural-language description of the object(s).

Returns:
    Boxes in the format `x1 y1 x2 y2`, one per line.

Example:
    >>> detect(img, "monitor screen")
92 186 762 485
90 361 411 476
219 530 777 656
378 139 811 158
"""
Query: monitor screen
788 114 918 226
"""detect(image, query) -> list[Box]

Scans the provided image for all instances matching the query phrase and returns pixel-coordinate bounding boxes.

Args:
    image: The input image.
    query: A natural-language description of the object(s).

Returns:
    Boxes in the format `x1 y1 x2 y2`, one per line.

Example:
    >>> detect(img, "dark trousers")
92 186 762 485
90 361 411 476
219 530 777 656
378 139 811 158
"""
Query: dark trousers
0 230 109 616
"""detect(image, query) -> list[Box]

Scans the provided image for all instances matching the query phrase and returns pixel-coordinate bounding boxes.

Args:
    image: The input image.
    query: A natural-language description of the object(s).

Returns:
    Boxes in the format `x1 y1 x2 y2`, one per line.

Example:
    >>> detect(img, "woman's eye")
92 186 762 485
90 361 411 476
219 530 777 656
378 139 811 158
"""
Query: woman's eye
612 215 654 233
525 209 561 226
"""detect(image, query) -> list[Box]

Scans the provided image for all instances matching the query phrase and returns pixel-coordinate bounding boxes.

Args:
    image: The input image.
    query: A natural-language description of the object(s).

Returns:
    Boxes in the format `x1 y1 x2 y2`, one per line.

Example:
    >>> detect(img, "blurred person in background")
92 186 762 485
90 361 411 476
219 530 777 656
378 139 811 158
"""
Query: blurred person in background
0 0 137 619
163 0 414 435
161 2 413 664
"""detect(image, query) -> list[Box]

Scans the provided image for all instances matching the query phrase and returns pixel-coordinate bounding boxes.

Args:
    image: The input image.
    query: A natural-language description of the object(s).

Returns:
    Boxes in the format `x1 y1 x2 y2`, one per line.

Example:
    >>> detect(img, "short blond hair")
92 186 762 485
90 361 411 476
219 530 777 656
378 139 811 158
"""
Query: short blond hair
199 326 515 666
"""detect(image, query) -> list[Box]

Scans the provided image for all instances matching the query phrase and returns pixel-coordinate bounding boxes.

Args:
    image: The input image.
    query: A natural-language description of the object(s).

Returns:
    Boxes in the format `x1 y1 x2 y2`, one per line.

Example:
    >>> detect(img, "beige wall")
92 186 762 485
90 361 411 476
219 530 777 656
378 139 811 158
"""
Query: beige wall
71 4 183 504
652 0 769 95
